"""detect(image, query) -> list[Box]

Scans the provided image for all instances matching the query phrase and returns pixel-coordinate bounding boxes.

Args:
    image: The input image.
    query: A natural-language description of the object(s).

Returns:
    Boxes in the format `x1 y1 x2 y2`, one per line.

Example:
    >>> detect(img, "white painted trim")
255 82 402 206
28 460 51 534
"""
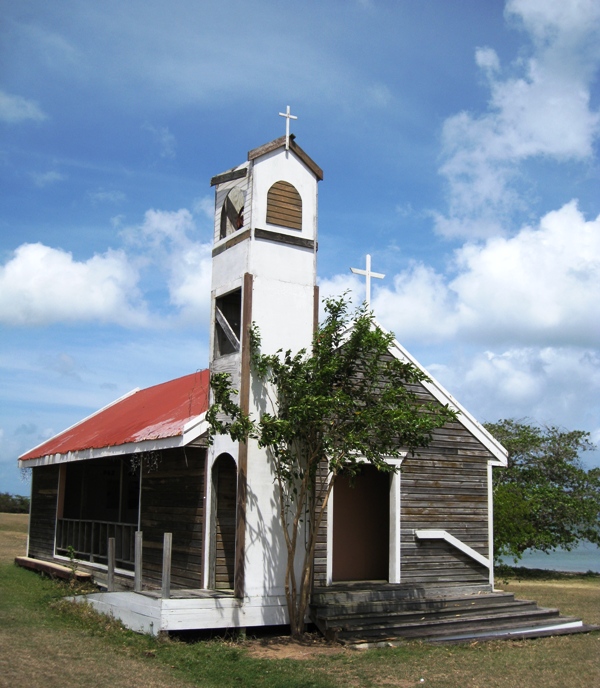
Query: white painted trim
327 455 406 585
414 529 491 569
367 320 508 466
487 462 495 588
19 420 208 468
182 414 208 445
18 428 209 469
326 479 333 586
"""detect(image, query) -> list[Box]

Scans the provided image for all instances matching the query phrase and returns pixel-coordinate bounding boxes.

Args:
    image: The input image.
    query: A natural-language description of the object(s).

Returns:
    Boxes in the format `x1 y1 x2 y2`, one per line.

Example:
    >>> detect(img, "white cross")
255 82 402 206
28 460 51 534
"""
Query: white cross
351 254 385 308
279 105 297 150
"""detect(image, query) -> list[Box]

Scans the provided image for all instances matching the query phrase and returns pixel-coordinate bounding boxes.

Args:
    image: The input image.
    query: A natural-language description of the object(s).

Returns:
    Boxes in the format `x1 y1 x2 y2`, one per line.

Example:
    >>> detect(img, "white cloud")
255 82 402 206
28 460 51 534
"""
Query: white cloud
143 123 176 159
318 272 364 315
124 208 212 322
0 90 47 123
0 243 147 327
372 201 600 347
31 171 66 187
88 188 126 204
429 345 600 441
435 0 600 239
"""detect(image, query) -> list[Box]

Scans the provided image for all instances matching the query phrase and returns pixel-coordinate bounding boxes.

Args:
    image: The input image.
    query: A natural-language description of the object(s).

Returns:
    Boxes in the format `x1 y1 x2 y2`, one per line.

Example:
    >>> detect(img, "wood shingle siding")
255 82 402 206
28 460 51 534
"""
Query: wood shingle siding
266 181 302 230
28 464 59 560
141 447 205 589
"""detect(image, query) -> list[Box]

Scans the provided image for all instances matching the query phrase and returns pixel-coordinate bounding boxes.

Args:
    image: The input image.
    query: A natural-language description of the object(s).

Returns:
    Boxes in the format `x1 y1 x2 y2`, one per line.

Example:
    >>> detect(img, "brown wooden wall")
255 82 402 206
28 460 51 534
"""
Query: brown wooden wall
312 374 492 589
212 454 237 589
141 447 205 589
400 422 490 587
28 465 59 560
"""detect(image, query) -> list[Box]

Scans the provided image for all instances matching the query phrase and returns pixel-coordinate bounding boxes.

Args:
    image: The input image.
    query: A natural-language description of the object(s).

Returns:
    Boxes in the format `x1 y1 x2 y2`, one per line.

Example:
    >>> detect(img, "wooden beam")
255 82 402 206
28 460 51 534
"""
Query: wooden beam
215 307 241 352
14 556 92 581
210 167 247 187
107 537 116 592
254 228 315 250
162 532 172 599
234 272 253 599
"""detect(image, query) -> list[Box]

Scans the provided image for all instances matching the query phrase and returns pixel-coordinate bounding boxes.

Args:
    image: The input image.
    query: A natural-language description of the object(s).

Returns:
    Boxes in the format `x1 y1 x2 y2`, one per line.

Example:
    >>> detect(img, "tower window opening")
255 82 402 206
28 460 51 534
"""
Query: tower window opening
220 188 245 239
214 288 242 357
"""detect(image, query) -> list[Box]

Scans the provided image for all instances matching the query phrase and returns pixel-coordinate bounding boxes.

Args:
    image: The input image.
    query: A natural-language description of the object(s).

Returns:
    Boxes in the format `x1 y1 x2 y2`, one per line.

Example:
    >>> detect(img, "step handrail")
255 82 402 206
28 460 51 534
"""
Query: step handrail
414 529 490 569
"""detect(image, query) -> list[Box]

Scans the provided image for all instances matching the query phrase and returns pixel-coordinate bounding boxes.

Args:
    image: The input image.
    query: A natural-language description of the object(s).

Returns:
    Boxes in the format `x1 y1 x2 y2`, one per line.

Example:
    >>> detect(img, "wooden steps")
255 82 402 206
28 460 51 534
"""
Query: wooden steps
310 584 595 645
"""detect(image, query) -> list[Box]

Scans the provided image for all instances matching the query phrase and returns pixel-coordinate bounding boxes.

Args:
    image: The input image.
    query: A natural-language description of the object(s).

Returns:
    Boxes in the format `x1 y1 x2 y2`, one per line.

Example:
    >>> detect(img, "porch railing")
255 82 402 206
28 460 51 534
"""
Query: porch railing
56 518 136 570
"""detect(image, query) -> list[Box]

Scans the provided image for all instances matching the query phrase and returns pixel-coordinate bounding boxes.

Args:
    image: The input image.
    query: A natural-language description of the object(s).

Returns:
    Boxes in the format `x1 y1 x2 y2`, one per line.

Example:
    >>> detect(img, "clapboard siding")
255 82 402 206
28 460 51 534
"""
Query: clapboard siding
311 363 494 588
141 447 205 589
214 173 252 244
401 402 491 585
28 465 59 560
266 181 302 230
312 462 330 586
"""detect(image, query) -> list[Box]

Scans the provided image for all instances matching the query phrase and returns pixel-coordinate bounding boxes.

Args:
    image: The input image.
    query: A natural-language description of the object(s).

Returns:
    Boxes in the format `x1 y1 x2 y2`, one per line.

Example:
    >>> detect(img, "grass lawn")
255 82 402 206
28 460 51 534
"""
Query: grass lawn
1 512 598 688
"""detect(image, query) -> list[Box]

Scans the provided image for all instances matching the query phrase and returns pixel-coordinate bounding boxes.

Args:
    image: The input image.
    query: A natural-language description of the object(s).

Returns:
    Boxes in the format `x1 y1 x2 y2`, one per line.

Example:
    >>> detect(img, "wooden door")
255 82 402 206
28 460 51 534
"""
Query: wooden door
332 464 390 581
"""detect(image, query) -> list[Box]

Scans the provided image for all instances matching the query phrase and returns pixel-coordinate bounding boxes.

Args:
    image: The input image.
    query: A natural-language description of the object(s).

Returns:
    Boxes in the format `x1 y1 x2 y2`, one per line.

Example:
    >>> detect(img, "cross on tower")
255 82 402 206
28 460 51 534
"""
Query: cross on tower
279 105 297 150
350 254 385 308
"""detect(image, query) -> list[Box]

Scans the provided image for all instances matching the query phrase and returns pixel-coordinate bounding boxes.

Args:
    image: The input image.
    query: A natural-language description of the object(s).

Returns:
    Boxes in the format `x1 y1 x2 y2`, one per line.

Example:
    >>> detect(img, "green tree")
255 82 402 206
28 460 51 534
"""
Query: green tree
208 296 457 637
485 419 600 561
0 492 30 513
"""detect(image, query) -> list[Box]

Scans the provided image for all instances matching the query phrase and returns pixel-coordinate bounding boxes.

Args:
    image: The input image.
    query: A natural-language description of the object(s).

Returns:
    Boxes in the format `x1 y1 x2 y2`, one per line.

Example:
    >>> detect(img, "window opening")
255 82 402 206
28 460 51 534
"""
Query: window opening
220 187 245 239
214 289 242 357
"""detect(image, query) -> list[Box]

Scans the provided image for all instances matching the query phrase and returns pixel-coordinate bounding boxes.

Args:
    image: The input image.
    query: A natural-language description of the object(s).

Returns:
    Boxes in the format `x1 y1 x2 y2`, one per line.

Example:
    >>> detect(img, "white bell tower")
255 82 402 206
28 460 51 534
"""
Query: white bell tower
205 131 323 600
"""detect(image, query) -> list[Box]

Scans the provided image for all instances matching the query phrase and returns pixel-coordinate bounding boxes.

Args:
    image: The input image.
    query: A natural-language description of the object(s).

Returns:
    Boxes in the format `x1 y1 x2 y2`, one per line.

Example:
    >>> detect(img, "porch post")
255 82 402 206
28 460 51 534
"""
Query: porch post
107 537 115 592
161 532 172 599
134 531 143 593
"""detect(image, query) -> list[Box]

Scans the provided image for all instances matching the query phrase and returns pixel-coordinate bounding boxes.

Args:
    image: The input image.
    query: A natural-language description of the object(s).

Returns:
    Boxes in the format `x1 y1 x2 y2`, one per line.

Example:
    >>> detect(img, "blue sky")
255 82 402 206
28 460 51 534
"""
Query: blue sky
2 0 600 495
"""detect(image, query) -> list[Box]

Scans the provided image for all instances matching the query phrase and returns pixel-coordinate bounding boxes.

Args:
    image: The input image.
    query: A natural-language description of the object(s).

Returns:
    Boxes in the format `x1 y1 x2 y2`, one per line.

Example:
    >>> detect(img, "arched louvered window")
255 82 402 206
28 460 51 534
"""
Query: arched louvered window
220 187 245 239
266 181 302 230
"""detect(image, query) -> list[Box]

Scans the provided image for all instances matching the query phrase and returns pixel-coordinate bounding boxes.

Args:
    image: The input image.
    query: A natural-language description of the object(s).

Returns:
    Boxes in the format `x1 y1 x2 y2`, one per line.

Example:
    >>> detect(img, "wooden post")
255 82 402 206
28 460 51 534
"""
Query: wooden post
107 537 115 592
134 531 143 593
161 532 172 599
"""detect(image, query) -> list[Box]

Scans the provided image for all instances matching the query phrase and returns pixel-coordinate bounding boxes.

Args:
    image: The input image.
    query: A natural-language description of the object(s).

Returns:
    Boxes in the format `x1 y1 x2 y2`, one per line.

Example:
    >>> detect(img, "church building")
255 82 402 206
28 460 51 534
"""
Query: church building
18 126 589 643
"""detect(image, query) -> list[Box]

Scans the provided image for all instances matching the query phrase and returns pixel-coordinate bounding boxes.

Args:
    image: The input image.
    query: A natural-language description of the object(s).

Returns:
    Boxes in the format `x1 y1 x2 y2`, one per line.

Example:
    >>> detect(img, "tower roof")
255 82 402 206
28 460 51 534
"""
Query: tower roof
248 135 323 181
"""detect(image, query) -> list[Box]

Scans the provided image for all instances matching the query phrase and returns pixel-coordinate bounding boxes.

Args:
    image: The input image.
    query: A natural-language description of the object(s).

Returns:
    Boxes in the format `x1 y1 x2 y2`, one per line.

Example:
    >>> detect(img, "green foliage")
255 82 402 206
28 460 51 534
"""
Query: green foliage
0 492 30 513
486 419 600 561
208 295 457 636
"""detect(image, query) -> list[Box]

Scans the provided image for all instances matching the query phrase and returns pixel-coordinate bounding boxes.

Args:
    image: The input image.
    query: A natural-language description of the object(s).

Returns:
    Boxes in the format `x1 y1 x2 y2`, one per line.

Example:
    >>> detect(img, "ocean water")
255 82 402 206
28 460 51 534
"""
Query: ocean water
500 541 600 573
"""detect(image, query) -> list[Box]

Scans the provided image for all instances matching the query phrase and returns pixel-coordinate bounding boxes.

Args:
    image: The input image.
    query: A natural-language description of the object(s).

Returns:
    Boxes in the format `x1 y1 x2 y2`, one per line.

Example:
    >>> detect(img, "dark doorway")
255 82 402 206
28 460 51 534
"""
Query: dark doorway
212 454 237 589
332 464 390 581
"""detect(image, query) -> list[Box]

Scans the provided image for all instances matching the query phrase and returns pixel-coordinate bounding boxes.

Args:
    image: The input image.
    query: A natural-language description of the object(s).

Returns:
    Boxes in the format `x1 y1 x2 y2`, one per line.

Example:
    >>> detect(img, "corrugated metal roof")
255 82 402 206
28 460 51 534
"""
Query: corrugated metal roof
19 370 210 462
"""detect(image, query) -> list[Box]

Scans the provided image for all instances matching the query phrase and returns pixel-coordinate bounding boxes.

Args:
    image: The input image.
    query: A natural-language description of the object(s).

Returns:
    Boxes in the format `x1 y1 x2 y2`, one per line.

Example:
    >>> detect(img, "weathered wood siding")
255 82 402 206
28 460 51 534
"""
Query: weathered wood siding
266 180 302 230
311 366 493 589
141 447 205 589
400 381 491 586
28 465 59 560
313 462 329 586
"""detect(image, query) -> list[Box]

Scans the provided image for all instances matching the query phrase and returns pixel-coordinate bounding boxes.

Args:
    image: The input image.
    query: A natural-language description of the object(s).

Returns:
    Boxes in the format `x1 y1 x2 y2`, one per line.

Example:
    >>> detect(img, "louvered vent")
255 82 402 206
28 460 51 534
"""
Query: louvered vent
266 181 302 230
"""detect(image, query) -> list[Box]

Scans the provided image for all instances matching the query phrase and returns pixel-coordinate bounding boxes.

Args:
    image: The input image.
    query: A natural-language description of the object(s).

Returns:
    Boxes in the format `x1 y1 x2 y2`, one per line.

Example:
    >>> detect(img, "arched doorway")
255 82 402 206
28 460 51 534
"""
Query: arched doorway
332 464 390 582
211 453 237 589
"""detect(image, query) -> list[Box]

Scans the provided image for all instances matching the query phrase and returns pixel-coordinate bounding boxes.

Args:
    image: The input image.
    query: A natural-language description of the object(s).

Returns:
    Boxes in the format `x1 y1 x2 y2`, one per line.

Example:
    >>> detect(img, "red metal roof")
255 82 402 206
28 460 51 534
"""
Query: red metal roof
19 370 210 461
